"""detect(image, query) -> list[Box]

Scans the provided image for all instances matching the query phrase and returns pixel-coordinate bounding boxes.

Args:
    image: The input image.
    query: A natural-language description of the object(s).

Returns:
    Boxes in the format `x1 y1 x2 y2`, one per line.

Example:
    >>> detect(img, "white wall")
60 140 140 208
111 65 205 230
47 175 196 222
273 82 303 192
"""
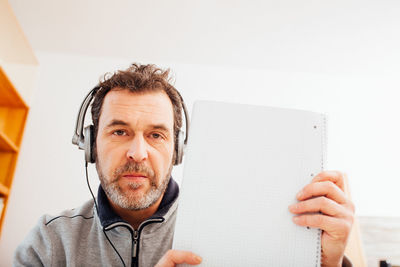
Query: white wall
8 0 400 75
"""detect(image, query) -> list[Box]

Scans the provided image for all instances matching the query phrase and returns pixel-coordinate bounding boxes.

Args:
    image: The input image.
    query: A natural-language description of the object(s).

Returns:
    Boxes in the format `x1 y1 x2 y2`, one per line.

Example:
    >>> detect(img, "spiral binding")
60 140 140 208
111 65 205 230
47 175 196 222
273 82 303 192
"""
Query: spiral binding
315 114 327 267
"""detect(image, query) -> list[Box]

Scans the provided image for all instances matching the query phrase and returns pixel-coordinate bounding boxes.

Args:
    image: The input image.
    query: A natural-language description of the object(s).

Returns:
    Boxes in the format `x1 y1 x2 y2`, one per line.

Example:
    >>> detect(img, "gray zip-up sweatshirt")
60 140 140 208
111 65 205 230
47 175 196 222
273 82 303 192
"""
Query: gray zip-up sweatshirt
14 177 353 267
14 178 179 267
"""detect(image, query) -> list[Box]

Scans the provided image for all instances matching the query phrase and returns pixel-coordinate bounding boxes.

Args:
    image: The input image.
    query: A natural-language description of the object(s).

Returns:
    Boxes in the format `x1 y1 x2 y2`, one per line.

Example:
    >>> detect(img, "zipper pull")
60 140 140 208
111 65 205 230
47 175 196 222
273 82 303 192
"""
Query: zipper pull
132 230 139 258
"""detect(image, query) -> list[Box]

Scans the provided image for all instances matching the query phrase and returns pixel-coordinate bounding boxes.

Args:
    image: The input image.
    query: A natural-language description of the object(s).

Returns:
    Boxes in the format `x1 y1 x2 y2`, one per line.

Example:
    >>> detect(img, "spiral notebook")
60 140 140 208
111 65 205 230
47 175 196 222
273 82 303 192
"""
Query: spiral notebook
173 101 325 267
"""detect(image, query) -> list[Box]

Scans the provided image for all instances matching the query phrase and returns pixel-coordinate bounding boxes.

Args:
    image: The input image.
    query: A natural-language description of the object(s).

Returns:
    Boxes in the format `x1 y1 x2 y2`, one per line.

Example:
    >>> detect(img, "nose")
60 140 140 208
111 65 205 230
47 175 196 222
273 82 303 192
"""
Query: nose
126 135 148 163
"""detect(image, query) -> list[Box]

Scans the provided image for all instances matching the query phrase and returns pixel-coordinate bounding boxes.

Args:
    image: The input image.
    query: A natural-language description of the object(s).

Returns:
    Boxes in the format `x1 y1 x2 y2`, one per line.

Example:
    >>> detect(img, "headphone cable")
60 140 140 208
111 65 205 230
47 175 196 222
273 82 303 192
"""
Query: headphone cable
85 162 127 267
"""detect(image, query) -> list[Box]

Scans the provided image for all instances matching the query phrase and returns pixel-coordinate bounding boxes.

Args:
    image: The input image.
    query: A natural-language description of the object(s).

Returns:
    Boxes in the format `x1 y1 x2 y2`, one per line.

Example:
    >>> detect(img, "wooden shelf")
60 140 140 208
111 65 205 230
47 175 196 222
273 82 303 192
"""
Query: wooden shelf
0 66 27 108
0 131 18 152
0 105 28 147
0 68 28 235
0 0 37 239
0 183 9 197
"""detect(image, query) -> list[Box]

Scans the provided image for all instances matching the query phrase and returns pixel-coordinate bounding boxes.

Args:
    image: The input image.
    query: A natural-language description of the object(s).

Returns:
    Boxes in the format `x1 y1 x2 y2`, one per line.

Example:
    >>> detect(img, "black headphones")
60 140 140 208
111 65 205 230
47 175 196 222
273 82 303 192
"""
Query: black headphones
72 86 189 165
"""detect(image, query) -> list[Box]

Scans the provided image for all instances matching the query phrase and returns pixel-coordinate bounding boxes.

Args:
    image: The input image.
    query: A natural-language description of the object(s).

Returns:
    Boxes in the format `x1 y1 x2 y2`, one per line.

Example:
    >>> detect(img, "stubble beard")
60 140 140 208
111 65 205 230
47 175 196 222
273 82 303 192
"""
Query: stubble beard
97 161 172 211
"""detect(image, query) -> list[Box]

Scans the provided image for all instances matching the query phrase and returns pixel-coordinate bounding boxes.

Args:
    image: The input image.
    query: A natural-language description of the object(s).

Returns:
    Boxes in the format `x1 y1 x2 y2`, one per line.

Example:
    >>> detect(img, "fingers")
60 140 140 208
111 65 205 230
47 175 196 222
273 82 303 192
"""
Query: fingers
292 214 352 240
291 170 355 266
297 170 355 211
155 250 202 267
289 197 351 218
311 171 345 191
289 169 355 231
296 180 347 204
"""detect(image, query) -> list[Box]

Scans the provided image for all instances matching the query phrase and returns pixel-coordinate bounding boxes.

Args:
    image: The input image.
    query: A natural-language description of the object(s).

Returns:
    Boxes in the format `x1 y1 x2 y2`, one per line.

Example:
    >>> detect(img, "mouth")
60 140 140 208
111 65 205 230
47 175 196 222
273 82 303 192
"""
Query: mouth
122 173 148 179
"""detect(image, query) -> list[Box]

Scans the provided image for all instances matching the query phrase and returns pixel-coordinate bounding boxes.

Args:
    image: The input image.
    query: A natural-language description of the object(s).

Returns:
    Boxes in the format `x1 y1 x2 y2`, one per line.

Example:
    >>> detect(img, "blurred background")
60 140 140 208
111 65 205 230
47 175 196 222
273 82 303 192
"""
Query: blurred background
0 0 399 266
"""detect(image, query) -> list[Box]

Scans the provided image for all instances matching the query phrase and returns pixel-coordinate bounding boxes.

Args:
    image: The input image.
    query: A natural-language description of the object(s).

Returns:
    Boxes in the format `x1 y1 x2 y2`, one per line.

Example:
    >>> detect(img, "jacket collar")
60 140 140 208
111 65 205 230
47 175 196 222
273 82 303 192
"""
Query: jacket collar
97 178 179 228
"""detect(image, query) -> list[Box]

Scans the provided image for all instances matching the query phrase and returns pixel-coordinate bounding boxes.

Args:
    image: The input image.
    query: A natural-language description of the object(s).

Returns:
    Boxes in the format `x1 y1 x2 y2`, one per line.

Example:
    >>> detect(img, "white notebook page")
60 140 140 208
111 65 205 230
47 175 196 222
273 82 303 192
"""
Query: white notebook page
173 101 325 267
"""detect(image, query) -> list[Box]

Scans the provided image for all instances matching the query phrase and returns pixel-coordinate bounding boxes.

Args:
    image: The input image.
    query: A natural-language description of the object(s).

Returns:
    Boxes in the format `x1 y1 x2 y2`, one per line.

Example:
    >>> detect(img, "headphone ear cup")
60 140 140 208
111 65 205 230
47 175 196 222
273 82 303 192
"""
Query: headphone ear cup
84 125 95 163
174 130 185 165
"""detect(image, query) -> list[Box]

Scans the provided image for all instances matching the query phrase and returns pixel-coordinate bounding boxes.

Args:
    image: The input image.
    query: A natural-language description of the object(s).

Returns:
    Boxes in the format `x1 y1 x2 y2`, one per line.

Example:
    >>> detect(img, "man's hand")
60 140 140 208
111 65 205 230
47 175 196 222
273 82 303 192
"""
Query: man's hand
155 250 202 267
289 171 355 267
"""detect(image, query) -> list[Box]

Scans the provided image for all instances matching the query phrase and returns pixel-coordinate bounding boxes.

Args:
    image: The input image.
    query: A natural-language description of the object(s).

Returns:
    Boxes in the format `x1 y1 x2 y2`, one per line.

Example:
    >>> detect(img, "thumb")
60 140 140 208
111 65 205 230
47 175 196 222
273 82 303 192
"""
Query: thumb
155 250 202 267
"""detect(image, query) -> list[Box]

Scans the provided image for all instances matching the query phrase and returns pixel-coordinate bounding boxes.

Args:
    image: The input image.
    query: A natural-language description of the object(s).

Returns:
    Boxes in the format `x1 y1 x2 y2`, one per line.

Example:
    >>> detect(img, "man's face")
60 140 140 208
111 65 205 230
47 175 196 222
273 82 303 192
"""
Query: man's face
95 89 175 210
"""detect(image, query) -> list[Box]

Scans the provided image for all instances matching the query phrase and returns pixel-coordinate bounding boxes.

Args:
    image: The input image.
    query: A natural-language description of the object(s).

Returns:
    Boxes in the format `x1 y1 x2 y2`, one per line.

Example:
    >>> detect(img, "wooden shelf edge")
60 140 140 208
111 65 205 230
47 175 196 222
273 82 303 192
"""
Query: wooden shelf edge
0 66 29 108
0 131 19 152
0 183 9 196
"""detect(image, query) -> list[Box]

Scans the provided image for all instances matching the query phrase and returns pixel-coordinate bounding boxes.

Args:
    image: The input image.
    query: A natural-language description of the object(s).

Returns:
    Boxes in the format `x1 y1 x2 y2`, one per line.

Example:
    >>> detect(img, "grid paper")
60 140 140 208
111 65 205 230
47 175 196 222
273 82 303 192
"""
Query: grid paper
173 101 324 267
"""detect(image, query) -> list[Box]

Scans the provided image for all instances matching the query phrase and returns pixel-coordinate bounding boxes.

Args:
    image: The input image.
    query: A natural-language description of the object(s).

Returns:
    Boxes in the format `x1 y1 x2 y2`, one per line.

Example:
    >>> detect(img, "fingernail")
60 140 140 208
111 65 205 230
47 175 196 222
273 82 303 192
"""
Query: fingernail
194 255 202 262
292 216 300 223
296 190 303 199
288 204 296 212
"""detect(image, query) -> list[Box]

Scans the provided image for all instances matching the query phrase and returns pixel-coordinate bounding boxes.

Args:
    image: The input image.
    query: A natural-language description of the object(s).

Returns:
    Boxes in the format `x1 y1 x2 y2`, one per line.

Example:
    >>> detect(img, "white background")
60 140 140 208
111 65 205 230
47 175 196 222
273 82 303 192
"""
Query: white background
1 0 400 265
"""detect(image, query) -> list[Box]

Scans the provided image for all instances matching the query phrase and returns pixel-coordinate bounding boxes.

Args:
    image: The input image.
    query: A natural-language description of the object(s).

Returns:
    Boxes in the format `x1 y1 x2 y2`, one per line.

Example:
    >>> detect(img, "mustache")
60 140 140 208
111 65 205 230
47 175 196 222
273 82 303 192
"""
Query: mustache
113 162 155 179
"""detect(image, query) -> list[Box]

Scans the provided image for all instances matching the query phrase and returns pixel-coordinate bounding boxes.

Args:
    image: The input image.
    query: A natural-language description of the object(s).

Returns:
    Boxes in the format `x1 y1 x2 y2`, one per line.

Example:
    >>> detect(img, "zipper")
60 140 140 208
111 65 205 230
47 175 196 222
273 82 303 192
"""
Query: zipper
104 219 164 266
132 230 139 258
131 218 164 267
131 229 139 267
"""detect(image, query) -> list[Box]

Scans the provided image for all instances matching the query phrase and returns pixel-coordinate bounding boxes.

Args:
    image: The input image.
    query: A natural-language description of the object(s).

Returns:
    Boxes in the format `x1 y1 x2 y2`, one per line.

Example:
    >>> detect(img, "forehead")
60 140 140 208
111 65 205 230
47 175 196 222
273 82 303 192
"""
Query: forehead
99 89 174 129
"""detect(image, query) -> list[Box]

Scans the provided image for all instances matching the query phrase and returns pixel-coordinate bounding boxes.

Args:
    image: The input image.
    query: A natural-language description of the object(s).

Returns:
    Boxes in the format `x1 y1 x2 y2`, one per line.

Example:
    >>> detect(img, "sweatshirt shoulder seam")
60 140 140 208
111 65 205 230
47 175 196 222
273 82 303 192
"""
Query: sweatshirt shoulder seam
45 214 94 226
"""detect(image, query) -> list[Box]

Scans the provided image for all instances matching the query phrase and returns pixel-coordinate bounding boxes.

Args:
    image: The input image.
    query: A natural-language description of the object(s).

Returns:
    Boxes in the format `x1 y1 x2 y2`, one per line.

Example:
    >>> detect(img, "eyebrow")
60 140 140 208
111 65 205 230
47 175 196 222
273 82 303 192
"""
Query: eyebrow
105 119 129 129
151 124 172 133
105 120 172 133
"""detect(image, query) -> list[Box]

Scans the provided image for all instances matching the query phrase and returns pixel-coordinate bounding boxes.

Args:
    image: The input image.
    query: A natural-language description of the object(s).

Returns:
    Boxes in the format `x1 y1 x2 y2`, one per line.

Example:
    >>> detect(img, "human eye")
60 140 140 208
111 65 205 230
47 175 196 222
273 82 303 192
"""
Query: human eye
112 129 127 136
151 133 161 139
149 132 166 141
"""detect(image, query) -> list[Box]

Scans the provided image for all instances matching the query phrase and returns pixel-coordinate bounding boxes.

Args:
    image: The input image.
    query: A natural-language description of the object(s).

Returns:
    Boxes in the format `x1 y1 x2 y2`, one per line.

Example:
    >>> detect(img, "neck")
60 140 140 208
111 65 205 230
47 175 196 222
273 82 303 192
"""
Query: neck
109 195 164 230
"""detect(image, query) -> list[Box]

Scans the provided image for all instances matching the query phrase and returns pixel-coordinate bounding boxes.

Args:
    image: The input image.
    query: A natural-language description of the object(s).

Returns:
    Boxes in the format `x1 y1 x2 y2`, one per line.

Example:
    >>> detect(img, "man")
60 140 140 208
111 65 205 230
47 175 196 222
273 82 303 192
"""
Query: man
14 64 354 267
